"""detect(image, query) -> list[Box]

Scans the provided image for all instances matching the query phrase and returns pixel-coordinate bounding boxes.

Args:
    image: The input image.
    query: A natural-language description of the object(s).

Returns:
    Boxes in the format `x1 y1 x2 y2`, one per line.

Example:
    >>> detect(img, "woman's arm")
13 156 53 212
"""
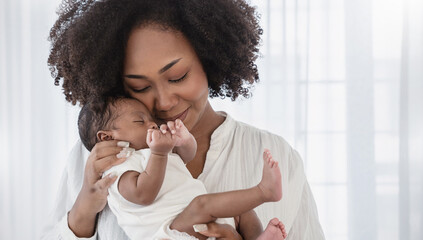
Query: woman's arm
285 181 325 240
198 222 243 240
237 210 263 240
41 140 125 239
67 140 127 237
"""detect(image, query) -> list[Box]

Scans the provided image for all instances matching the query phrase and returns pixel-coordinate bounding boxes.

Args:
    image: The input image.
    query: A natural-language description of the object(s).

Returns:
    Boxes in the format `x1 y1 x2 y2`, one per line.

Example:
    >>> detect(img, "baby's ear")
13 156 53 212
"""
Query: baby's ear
97 130 113 142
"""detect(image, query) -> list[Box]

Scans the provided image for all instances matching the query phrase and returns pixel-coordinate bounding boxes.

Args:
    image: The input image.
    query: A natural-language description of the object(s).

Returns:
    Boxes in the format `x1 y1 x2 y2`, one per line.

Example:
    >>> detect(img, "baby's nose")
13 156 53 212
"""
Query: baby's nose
150 124 159 130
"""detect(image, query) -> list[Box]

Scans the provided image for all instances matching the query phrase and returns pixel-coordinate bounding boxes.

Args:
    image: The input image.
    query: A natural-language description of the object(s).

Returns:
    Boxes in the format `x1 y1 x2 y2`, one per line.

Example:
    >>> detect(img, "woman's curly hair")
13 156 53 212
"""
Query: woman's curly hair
48 0 262 105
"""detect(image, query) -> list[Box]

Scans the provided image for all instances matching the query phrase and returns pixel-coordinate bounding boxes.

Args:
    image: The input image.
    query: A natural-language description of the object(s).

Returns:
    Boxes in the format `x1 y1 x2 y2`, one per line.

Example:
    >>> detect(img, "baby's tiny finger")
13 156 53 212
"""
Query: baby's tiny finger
175 119 183 129
160 124 167 134
167 121 176 134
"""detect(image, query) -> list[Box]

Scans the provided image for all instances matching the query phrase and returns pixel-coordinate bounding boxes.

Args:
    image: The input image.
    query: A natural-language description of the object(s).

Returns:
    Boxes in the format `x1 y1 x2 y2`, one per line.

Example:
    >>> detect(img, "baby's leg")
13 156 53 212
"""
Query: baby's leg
170 149 282 238
257 218 287 240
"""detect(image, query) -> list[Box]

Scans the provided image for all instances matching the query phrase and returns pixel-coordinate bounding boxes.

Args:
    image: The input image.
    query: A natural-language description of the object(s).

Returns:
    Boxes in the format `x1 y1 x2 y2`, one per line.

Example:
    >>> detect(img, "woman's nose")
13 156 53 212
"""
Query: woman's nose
154 88 177 112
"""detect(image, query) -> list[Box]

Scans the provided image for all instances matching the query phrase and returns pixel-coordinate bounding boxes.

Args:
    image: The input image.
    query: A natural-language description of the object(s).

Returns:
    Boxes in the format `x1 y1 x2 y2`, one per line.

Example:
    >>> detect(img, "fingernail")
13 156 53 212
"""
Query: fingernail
193 224 208 232
108 172 117 178
171 130 176 134
117 141 129 148
125 147 135 152
117 150 128 158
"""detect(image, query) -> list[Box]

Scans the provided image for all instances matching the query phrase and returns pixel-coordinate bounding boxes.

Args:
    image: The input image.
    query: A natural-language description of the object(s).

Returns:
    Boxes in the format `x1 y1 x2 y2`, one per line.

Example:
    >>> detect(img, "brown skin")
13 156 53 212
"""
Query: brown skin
68 140 126 237
123 24 241 239
98 101 284 240
123 25 225 179
97 98 197 205
68 25 241 239
91 99 285 240
97 99 158 150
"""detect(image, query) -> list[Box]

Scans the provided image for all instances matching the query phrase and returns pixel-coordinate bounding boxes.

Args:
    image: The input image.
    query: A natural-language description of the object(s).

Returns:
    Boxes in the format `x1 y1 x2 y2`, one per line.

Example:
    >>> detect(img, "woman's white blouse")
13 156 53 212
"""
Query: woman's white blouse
41 113 325 239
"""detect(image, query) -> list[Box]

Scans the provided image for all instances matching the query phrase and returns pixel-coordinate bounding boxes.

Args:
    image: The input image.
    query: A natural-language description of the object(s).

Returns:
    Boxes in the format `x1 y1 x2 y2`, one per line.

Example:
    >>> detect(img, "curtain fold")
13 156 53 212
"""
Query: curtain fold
1 0 422 239
401 1 423 239
344 0 377 238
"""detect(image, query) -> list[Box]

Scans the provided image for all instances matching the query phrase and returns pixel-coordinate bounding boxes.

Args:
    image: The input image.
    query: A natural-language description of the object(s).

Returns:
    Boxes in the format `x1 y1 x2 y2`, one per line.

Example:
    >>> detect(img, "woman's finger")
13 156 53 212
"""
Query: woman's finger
90 141 125 160
93 155 127 176
97 173 118 191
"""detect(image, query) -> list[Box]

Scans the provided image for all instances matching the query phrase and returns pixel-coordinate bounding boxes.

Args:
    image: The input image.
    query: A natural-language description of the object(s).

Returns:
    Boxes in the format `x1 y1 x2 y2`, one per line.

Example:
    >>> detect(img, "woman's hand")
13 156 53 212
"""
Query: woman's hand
68 140 129 237
197 222 243 240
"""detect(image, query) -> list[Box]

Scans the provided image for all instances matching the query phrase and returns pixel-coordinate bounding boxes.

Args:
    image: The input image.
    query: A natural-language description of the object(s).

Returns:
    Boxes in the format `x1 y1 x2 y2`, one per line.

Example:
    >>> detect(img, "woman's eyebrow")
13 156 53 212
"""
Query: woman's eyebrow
124 74 146 79
158 58 182 74
124 58 182 79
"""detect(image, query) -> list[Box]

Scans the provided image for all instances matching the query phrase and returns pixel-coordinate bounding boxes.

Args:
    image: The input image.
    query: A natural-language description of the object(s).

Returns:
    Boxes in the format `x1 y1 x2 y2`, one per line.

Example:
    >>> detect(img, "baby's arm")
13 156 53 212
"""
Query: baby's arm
161 119 197 164
118 129 175 205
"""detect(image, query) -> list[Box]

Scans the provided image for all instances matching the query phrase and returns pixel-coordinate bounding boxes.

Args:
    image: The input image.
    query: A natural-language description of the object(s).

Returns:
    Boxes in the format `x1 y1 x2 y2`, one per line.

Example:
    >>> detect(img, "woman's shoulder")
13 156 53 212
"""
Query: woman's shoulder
226 115 290 146
212 113 300 162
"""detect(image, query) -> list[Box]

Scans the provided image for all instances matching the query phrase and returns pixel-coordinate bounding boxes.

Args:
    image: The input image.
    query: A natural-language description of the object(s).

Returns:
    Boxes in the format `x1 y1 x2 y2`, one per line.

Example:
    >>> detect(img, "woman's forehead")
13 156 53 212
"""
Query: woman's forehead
124 25 196 71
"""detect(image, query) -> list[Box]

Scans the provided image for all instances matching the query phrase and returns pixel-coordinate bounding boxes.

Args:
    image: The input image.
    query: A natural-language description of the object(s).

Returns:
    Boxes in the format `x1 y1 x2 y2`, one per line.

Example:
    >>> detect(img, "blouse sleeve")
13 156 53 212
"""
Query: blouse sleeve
40 141 98 240
286 180 325 240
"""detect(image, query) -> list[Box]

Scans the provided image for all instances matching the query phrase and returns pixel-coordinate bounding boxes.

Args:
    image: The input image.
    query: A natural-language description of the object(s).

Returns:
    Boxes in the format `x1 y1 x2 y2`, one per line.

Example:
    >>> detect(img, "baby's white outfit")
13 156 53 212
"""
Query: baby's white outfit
104 149 234 240
41 113 325 240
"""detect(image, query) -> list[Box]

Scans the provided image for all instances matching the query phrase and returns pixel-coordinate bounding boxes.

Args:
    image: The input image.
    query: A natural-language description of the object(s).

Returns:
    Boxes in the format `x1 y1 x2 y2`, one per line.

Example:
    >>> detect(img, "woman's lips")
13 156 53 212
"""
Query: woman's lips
159 108 189 122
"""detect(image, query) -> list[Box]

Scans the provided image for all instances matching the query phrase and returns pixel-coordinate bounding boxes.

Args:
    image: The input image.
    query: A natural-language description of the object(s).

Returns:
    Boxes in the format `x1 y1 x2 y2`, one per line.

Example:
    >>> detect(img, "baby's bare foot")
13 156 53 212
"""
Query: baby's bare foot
257 149 282 202
257 218 287 240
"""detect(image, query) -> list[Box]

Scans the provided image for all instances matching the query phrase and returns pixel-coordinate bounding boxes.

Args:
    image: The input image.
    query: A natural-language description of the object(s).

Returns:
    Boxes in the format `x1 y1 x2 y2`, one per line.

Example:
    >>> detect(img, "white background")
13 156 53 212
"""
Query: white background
1 0 422 239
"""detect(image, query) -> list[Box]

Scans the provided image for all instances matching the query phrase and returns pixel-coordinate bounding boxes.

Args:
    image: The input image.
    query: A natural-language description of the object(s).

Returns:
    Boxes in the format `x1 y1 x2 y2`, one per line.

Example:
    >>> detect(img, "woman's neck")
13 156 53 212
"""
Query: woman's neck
190 101 225 141
187 101 225 178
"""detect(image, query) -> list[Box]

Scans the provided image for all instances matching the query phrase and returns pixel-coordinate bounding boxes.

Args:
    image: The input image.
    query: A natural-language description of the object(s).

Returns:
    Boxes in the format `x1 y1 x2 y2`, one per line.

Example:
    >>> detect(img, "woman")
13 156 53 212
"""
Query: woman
43 0 325 239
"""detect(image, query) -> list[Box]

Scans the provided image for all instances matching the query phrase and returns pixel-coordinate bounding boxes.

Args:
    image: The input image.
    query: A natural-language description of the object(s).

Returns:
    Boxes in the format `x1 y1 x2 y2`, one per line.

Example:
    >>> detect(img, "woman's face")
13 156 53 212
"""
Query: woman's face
123 25 209 132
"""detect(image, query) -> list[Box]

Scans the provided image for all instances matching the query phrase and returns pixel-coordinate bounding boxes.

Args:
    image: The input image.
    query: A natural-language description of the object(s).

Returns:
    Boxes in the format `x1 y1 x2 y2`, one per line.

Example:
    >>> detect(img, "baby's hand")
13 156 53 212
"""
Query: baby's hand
146 129 175 156
160 119 193 147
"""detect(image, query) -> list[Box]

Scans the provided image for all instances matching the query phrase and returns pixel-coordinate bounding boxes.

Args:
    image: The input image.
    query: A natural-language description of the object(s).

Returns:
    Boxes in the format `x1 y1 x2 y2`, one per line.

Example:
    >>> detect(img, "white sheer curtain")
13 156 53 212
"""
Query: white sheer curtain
213 0 423 239
1 0 422 239
0 0 80 239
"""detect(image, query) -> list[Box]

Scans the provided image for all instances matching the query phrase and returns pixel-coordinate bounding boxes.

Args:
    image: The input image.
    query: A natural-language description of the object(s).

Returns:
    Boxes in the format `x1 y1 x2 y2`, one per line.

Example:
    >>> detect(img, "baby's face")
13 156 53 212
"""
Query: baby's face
111 99 158 150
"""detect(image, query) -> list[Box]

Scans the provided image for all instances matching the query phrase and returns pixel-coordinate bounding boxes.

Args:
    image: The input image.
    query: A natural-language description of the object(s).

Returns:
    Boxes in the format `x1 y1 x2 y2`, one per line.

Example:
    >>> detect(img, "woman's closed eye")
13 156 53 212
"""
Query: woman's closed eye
130 72 188 93
169 72 188 83
132 86 150 93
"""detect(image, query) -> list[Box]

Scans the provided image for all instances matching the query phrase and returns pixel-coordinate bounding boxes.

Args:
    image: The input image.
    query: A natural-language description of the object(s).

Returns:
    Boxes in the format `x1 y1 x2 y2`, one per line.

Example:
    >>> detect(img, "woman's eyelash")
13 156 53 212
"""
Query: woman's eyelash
169 72 188 83
132 86 150 93
132 73 187 92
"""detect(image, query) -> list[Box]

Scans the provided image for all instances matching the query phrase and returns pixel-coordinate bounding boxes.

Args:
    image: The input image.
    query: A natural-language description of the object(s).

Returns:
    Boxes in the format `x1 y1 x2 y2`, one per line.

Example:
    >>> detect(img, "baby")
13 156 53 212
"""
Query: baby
78 97 287 240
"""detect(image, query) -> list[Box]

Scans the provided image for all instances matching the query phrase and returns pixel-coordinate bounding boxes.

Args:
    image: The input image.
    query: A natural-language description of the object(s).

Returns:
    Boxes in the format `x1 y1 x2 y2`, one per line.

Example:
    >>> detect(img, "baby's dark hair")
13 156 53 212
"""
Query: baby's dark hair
48 0 262 105
78 97 124 151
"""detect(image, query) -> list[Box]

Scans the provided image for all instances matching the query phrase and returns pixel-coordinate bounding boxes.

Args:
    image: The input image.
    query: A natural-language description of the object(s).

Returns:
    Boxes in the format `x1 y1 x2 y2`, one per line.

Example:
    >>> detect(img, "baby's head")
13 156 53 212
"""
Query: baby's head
78 97 158 151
